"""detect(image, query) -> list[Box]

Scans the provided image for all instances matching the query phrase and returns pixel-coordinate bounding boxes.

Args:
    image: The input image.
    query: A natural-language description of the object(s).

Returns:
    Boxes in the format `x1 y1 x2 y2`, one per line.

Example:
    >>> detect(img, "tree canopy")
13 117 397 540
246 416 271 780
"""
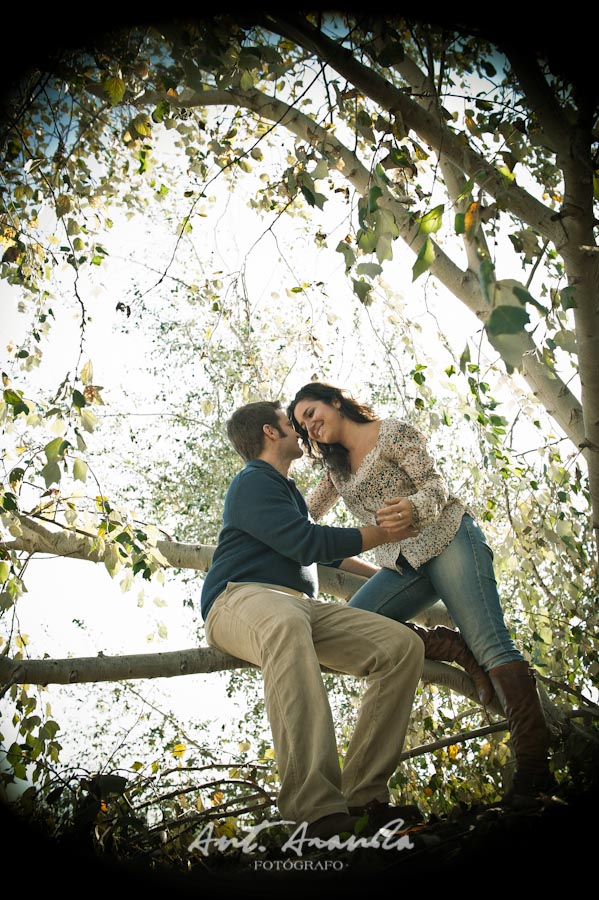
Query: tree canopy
1 10 598 879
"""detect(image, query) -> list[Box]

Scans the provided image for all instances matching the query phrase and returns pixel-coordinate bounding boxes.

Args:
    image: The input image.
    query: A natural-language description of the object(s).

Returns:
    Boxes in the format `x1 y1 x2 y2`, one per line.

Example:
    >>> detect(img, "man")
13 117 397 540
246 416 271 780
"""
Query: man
201 400 424 840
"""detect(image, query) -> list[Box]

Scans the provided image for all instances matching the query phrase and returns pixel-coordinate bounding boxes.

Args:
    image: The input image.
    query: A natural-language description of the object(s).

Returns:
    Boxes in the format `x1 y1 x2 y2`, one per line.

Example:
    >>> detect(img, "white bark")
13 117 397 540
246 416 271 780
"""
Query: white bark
1 512 498 708
0 645 498 712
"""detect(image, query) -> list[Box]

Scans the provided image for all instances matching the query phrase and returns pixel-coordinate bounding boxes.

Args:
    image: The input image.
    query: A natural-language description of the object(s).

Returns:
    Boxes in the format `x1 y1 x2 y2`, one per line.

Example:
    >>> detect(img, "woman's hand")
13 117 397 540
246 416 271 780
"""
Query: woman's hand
375 496 419 540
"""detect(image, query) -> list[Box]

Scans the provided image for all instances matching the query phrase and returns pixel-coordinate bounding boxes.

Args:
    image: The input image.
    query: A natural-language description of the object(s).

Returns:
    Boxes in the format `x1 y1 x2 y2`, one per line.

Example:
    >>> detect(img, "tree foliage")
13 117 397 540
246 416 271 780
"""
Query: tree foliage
1 10 598 869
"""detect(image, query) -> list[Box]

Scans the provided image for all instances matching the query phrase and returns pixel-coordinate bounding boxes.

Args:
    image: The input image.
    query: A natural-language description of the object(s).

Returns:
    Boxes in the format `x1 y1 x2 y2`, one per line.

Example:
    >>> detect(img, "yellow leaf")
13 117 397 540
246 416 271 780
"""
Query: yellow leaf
103 76 126 105
73 458 88 483
80 408 98 433
55 194 71 219
172 742 186 759
464 201 480 238
80 360 93 385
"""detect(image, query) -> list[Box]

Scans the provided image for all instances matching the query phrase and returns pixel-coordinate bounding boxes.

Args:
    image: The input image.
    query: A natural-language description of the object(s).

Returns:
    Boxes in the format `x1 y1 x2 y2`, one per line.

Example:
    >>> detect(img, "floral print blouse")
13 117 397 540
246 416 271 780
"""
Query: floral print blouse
305 418 467 571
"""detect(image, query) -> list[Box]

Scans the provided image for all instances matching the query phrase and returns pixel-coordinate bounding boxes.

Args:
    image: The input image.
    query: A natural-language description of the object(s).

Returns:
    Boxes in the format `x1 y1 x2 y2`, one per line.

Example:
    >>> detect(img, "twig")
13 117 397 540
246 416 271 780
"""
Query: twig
400 720 508 760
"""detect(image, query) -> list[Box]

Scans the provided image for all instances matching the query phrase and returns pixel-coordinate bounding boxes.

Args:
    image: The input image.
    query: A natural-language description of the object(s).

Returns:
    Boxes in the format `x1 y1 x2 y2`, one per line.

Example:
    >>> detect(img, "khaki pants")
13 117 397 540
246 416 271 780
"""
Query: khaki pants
204 582 424 824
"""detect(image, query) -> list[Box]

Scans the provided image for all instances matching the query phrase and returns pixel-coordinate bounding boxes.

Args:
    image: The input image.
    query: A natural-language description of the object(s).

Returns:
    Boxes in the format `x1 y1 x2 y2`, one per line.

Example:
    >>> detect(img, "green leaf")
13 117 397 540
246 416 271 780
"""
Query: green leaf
95 773 128 796
1 492 18 512
66 218 80 236
373 162 391 187
478 257 495 303
300 186 326 209
72 389 87 408
55 194 71 219
553 330 578 355
368 184 383 213
73 458 88 483
486 305 530 336
377 42 405 67
455 213 465 234
240 70 255 90
41 461 61 488
3 389 30 416
336 241 355 272
375 233 393 263
103 76 126 105
412 238 435 280
418 204 444 235
560 286 578 310
357 229 378 254
459 344 471 374
352 279 373 305
374 208 399 238
356 109 375 142
44 437 70 463
152 101 170 123
75 429 88 452
0 591 14 610
356 262 383 278
511 285 546 313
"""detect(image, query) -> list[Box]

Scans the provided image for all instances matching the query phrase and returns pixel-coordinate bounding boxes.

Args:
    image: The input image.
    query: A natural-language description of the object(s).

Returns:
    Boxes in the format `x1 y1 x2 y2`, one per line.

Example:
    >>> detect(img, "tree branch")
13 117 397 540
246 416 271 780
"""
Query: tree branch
0 646 502 713
138 84 585 451
261 12 565 246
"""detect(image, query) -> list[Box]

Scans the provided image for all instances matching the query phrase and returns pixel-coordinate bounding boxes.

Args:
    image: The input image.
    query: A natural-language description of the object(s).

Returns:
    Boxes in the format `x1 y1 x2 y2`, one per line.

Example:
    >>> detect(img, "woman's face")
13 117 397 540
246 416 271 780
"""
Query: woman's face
292 397 342 445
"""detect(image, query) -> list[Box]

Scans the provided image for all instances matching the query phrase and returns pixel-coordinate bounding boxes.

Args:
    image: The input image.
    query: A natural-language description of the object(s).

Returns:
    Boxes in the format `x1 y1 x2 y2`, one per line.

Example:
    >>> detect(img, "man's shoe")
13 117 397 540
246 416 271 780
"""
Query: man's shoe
304 812 361 840
349 798 424 832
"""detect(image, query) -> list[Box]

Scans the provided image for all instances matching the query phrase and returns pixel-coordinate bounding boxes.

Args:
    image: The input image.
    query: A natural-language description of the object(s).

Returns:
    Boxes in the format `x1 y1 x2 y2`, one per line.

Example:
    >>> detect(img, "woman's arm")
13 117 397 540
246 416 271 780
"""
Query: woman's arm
338 557 380 578
378 421 450 529
305 469 339 521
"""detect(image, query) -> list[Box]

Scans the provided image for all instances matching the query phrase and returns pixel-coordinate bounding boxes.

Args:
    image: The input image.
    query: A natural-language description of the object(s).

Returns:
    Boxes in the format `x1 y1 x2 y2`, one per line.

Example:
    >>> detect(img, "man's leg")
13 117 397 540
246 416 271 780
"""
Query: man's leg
204 582 349 823
310 601 424 808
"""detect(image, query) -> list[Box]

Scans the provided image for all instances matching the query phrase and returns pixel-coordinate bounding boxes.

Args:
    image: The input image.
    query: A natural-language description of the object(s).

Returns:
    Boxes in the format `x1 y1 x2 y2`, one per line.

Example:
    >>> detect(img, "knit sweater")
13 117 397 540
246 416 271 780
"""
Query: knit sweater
201 459 363 619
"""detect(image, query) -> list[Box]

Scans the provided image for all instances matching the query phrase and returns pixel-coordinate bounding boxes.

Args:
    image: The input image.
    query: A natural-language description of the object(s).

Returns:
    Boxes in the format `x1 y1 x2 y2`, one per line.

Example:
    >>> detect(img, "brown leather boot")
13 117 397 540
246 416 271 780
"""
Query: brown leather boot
488 660 554 805
407 623 494 705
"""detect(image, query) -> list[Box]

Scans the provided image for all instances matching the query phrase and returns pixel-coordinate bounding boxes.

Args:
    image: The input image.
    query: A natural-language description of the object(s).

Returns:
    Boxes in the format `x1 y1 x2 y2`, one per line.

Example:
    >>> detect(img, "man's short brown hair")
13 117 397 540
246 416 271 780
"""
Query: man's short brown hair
226 400 284 461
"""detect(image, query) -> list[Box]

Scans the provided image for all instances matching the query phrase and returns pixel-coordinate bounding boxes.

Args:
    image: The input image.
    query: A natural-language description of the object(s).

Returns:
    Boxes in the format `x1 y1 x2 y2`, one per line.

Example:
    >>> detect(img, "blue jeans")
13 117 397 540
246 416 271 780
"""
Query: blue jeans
348 514 523 671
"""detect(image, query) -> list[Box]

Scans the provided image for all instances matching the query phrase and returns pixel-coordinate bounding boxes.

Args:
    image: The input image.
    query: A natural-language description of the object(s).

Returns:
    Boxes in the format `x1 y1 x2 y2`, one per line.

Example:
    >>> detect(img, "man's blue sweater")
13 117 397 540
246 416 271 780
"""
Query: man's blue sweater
201 459 363 619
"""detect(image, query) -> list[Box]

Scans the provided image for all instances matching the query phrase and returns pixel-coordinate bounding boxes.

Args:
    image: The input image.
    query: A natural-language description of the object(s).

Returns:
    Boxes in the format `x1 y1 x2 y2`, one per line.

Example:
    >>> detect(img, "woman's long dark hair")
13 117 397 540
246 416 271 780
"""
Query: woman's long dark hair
287 382 378 476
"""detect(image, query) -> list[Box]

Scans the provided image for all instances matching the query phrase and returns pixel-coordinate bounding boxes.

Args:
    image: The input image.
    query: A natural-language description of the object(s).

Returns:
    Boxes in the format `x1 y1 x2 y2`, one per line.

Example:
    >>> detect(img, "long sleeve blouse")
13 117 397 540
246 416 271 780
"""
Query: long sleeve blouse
305 417 467 571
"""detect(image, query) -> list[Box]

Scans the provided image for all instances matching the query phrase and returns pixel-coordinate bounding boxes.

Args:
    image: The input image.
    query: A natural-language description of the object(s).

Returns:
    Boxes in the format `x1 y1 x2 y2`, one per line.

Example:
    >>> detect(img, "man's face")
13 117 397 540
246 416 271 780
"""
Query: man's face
275 409 303 459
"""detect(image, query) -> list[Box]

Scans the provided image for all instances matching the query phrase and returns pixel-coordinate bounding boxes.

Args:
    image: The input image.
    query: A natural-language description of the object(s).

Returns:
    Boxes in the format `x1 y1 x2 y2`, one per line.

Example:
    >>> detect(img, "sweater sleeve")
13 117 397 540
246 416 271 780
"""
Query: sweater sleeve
387 421 449 527
230 466 362 565
305 470 340 522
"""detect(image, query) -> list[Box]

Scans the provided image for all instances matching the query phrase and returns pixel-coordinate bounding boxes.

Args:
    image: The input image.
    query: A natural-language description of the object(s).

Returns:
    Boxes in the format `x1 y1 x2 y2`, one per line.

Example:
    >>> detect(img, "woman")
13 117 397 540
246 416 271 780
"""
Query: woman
288 381 553 805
